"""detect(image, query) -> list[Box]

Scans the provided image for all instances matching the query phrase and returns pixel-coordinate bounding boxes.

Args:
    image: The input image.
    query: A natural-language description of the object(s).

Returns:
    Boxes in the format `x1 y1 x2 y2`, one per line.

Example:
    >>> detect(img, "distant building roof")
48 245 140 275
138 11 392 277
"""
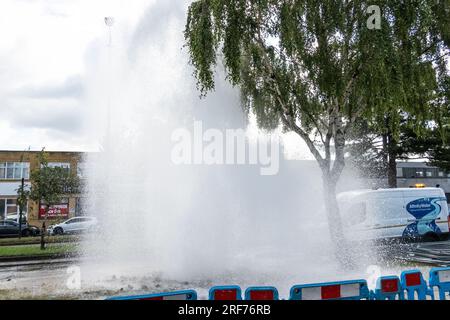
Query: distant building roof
396 161 435 169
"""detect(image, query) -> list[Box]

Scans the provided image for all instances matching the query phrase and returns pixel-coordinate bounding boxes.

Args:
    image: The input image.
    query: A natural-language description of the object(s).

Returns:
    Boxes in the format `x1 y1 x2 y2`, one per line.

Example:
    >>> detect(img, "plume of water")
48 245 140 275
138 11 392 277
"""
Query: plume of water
80 0 375 293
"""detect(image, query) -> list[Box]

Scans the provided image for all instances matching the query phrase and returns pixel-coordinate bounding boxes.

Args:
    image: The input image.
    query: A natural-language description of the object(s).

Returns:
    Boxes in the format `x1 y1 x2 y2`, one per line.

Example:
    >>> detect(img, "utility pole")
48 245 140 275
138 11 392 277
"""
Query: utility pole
18 177 24 239
104 16 114 152
17 146 30 238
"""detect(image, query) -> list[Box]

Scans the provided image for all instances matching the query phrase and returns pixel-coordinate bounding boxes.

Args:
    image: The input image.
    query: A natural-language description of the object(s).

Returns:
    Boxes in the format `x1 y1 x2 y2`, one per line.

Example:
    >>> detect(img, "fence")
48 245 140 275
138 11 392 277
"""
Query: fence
106 266 450 300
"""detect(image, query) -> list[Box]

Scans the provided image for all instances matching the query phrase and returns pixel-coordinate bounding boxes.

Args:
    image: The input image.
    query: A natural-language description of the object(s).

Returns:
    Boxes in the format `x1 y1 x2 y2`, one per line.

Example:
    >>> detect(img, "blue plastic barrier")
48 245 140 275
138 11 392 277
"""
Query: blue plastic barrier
103 268 450 300
105 289 197 300
209 285 242 300
244 286 279 300
289 279 370 300
429 267 450 300
372 276 404 300
400 269 434 300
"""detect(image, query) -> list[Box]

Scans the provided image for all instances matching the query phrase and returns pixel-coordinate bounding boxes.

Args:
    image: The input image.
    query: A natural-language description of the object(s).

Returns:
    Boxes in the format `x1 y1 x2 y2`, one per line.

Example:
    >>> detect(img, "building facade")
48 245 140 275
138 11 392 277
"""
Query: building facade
0 150 84 226
1 150 449 226
397 162 450 203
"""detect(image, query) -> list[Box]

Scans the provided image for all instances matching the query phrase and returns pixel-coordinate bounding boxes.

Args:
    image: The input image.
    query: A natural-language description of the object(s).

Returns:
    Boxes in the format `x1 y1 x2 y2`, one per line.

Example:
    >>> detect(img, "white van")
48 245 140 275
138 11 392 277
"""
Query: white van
337 188 449 242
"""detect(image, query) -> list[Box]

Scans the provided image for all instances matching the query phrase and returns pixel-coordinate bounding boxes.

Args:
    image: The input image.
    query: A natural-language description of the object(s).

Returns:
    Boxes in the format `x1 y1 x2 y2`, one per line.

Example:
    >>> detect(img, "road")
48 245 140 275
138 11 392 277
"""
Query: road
389 239 450 266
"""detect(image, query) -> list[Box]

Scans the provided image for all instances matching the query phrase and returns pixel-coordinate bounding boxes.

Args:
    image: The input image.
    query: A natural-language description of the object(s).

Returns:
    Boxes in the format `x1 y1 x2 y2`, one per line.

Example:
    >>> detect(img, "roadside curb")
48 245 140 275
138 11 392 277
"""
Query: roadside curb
0 236 81 247
0 252 80 264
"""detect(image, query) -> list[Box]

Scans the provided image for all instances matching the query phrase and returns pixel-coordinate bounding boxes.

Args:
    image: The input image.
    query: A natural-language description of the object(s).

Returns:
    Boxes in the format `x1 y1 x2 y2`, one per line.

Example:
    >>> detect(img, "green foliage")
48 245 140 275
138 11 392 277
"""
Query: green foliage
16 182 29 215
347 110 450 179
184 0 218 95
184 0 449 149
184 0 449 244
0 243 78 257
29 150 80 215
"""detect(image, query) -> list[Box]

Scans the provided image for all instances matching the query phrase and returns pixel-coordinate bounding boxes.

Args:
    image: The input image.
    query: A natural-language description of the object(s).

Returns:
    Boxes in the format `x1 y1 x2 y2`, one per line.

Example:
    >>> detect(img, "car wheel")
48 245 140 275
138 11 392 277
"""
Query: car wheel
22 229 31 237
54 227 64 235
423 232 440 242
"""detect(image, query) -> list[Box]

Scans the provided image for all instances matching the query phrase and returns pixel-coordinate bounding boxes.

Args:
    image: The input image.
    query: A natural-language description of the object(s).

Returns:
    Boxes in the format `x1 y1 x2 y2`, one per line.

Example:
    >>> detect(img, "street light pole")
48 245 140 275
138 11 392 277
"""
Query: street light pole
104 17 114 152
17 147 30 238
18 177 24 239
105 17 114 47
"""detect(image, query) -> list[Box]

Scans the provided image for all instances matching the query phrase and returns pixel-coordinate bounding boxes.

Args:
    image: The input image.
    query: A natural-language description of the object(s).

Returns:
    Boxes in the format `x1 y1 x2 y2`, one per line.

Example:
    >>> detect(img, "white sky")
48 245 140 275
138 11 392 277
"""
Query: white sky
0 0 309 159
0 0 153 152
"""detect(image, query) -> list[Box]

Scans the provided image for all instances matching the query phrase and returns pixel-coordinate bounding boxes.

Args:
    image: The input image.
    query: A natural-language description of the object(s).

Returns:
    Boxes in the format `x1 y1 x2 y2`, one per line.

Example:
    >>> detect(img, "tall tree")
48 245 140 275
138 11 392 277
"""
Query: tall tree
430 60 450 171
29 150 79 250
184 0 449 259
348 56 449 184
346 113 446 186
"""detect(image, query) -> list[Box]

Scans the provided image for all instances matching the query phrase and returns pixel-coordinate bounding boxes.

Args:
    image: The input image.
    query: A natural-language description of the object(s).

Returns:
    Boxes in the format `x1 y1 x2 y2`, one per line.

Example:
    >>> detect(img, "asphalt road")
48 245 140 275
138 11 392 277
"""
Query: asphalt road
389 239 450 266
0 240 448 299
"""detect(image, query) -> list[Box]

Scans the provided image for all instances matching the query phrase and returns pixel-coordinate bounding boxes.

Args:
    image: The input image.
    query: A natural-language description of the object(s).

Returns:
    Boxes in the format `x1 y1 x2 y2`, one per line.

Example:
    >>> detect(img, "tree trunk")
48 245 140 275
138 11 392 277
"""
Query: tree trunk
282 108 352 267
382 133 388 170
387 133 398 188
387 151 397 188
322 176 344 244
40 206 48 250
40 220 46 250
322 174 353 268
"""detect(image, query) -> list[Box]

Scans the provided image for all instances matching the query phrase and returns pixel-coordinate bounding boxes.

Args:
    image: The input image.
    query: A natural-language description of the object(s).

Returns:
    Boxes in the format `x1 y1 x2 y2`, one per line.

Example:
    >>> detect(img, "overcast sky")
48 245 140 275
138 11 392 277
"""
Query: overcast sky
0 0 152 152
0 0 309 159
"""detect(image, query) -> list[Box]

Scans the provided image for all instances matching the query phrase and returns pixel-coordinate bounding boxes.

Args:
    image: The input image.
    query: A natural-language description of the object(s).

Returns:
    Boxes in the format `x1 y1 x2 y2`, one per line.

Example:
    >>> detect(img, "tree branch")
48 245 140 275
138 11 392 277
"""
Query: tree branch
252 35 327 168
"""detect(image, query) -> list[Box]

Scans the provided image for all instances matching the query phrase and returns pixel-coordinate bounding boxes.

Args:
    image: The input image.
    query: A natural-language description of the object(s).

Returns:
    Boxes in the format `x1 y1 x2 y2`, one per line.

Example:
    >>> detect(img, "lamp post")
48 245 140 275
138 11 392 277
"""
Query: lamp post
104 17 114 152
105 17 114 47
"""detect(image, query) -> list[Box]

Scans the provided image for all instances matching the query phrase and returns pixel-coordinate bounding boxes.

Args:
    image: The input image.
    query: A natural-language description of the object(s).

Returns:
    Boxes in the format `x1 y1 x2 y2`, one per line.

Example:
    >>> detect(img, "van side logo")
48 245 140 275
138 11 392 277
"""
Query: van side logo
403 197 446 237
406 198 439 219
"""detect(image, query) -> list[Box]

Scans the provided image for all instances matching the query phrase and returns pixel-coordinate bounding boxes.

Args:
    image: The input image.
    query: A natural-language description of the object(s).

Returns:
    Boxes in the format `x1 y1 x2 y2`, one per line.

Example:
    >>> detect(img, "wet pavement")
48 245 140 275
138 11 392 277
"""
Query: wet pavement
0 258 218 300
0 240 448 299
391 240 450 266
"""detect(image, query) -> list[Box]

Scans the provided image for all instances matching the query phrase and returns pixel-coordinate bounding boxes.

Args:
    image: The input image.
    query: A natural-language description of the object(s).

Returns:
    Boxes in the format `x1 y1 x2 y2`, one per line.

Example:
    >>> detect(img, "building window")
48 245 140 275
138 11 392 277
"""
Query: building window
396 168 403 177
0 162 30 180
0 198 28 221
45 162 71 176
47 162 70 170
403 168 417 178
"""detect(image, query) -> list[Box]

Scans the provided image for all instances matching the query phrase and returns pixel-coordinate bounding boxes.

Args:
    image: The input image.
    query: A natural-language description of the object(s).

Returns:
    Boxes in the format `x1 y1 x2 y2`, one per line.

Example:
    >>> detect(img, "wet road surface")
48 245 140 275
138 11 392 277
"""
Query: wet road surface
0 240 448 299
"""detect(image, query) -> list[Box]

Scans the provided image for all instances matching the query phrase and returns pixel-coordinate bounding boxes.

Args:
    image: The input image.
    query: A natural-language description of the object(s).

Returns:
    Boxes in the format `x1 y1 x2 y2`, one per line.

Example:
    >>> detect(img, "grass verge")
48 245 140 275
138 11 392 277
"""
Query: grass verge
0 234 81 246
0 243 78 257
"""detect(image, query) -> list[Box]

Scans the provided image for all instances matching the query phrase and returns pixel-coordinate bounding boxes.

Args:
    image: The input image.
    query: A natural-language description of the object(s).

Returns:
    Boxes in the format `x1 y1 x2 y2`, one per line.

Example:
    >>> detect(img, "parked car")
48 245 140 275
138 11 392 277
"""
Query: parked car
0 220 41 237
47 217 98 235
5 214 27 224
338 187 449 242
